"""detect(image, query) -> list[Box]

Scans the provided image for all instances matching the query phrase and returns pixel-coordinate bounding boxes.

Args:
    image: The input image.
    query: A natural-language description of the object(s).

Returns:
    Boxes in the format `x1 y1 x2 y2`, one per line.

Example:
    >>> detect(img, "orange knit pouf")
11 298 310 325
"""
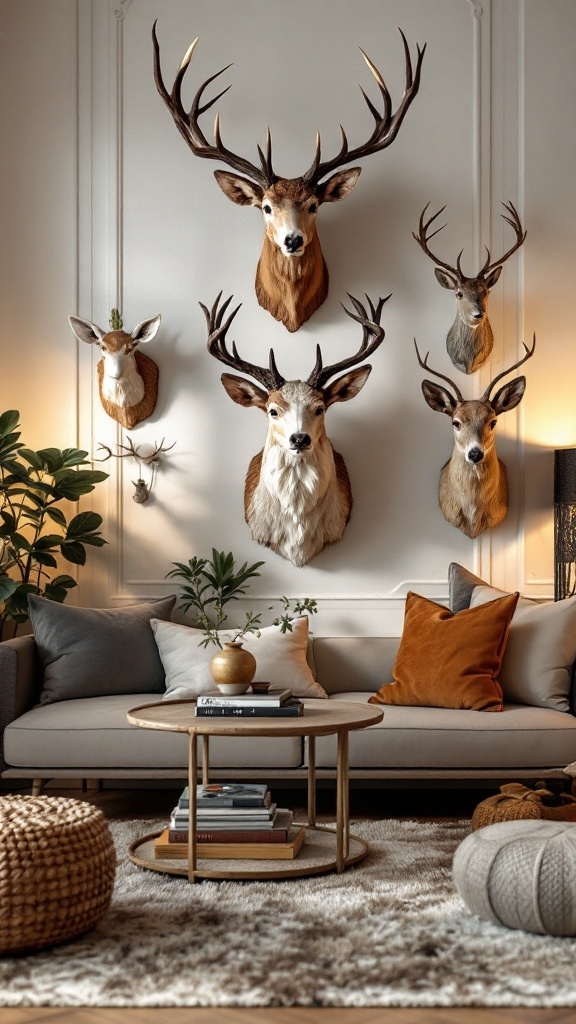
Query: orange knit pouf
471 782 576 832
0 795 116 954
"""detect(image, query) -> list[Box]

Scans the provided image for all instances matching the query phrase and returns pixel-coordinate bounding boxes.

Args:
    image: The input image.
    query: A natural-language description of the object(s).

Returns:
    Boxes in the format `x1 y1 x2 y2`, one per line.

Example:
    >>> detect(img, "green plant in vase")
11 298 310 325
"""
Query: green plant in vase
0 410 108 637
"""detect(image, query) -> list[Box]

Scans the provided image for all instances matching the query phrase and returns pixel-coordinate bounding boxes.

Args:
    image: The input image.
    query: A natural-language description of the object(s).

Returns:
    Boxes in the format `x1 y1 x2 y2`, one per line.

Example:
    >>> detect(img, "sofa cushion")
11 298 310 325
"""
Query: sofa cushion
448 562 486 613
28 595 176 705
369 591 518 712
470 584 576 713
152 616 326 699
312 692 576 770
3 694 303 770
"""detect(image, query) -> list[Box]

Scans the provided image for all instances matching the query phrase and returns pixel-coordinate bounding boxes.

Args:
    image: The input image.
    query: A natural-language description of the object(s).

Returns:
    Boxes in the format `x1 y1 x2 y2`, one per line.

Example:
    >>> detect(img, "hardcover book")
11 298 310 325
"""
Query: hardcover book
194 699 303 718
154 826 306 861
196 688 292 708
179 783 271 809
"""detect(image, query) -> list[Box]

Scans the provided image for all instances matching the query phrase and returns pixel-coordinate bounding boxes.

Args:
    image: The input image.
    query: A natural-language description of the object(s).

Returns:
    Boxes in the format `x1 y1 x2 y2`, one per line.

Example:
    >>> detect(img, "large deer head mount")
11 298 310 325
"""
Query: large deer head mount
153 23 424 332
413 201 527 374
69 311 161 429
415 336 535 538
202 291 389 566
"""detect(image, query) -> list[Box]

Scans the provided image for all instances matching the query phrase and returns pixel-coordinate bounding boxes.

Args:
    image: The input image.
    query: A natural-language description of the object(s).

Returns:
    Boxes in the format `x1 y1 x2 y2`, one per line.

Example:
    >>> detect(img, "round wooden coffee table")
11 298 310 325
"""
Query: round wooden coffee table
126 698 383 883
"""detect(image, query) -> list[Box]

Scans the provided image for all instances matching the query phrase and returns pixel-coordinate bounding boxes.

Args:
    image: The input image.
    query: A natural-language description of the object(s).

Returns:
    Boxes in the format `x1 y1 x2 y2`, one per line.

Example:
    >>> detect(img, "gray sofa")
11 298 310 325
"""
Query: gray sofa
2 632 576 794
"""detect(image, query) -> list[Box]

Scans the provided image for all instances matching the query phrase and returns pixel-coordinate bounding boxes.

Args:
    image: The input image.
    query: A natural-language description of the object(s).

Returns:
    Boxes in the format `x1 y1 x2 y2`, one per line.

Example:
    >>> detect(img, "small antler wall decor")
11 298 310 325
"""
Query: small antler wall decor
96 437 176 503
203 290 389 565
69 309 161 428
413 201 527 374
414 336 536 538
153 23 425 332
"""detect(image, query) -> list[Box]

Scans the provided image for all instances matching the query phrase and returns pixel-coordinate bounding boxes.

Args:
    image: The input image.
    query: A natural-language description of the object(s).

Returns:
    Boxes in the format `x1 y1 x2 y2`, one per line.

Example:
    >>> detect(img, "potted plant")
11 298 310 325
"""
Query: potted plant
166 549 317 689
0 410 108 638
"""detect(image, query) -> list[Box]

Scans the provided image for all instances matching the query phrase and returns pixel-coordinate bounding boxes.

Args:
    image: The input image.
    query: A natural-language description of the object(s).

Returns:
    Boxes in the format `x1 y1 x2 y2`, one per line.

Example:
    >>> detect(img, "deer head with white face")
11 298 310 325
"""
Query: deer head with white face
415 336 535 538
69 312 161 429
413 201 526 374
153 23 424 332
203 292 389 566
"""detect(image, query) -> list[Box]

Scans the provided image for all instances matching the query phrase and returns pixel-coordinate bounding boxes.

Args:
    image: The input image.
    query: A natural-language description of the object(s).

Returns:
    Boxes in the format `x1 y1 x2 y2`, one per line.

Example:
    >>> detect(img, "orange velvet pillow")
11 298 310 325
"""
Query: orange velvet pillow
368 590 519 712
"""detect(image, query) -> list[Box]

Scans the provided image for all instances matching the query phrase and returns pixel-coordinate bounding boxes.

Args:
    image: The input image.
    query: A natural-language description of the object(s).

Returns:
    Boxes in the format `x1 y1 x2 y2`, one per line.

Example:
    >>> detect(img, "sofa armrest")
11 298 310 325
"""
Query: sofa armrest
0 636 42 770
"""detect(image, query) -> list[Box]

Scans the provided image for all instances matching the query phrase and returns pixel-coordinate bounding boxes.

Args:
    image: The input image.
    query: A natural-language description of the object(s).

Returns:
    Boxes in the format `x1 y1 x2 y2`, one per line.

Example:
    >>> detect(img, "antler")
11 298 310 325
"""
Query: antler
478 201 527 279
152 22 274 190
307 293 390 391
96 438 176 465
303 30 426 186
481 334 536 402
412 203 460 277
201 293 285 392
413 340 464 402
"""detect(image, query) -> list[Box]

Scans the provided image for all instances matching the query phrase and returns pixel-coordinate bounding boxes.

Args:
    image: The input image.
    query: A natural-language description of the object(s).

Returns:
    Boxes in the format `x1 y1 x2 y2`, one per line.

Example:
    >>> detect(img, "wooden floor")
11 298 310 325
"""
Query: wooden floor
1 782 573 1024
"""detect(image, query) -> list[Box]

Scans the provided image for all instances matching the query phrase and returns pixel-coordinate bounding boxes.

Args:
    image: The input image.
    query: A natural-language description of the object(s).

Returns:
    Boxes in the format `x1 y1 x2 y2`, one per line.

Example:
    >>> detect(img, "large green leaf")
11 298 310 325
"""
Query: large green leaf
18 448 46 471
30 551 58 568
59 540 87 565
0 510 16 535
45 507 67 528
0 576 18 601
52 470 108 500
60 448 90 467
44 575 78 602
66 510 103 538
0 411 20 438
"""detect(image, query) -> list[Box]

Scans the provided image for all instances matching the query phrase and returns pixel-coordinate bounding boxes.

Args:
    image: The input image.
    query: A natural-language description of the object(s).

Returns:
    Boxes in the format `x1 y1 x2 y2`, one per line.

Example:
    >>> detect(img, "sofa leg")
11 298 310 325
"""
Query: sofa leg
32 778 45 797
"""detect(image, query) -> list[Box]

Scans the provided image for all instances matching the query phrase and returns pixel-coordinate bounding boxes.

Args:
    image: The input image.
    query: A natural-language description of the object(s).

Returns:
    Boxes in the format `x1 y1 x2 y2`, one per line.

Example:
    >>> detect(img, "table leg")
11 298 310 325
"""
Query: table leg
336 729 350 871
188 730 198 884
202 735 210 787
307 735 316 827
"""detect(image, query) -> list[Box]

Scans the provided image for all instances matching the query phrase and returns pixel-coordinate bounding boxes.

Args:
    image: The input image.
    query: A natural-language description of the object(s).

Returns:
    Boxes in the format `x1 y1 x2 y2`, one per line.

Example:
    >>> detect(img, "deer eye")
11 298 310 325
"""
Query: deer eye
263 204 272 215
315 405 325 416
490 419 497 429
269 408 279 418
456 290 463 299
309 203 318 215
453 420 461 430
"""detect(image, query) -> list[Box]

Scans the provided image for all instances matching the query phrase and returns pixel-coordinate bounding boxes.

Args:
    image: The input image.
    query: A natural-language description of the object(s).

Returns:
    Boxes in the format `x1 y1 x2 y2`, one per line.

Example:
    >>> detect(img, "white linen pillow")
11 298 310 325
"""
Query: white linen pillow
151 616 327 700
470 584 576 712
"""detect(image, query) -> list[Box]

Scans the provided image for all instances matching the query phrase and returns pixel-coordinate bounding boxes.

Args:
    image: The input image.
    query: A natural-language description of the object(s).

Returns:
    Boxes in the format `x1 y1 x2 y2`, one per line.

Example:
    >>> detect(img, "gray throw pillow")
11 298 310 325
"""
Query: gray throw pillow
28 595 176 704
448 562 487 613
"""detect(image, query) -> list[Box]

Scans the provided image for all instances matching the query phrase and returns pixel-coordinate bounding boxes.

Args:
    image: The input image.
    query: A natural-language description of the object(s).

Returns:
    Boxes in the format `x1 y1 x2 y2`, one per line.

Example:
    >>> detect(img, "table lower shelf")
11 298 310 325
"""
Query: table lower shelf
128 825 368 880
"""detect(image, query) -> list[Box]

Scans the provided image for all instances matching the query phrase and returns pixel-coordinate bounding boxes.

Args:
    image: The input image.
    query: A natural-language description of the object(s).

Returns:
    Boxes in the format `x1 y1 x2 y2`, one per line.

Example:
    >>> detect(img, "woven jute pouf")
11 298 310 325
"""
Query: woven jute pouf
471 782 576 831
453 819 576 935
0 795 116 954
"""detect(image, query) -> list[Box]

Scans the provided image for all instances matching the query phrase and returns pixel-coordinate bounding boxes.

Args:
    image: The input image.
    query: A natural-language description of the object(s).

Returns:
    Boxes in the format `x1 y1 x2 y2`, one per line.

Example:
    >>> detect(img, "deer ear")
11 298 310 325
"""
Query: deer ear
484 265 503 290
434 268 458 290
68 315 106 345
316 167 362 204
324 365 371 407
491 375 526 415
421 380 457 415
221 373 268 409
214 171 264 207
131 315 161 346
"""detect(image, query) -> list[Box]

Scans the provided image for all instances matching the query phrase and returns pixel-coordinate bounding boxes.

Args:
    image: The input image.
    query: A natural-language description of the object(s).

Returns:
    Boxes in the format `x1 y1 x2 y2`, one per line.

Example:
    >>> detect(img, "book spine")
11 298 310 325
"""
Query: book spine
169 829 287 844
195 704 302 717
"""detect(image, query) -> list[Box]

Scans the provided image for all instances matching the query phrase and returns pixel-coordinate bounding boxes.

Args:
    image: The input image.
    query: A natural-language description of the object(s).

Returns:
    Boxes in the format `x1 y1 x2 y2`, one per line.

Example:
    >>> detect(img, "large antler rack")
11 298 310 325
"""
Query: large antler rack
413 200 526 281
481 334 536 402
413 340 464 401
152 22 275 190
201 293 285 392
303 31 426 186
307 293 390 391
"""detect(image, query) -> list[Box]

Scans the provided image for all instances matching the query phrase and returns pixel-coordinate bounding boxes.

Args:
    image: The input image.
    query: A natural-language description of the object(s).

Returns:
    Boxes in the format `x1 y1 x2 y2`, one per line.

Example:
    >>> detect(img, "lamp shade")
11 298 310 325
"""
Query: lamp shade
554 449 576 600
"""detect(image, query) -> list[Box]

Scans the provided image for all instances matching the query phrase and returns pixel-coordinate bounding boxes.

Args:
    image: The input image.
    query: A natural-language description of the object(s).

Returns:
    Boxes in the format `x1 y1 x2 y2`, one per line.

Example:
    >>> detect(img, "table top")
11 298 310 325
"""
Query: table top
127 697 383 738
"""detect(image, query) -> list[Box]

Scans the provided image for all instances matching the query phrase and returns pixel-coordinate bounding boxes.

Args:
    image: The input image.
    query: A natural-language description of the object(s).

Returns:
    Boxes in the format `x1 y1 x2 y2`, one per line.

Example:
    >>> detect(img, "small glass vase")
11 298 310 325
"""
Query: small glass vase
210 641 257 695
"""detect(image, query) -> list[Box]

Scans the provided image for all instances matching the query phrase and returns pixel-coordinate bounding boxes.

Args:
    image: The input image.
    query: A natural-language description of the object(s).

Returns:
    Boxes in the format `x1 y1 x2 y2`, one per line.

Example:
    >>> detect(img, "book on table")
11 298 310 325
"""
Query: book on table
170 804 278 830
179 783 271 809
195 698 303 718
168 808 294 844
196 688 293 708
154 824 306 861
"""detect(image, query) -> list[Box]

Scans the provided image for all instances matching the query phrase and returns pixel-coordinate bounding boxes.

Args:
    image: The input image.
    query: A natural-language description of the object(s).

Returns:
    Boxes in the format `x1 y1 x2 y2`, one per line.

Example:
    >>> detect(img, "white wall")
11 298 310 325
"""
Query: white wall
1 0 575 634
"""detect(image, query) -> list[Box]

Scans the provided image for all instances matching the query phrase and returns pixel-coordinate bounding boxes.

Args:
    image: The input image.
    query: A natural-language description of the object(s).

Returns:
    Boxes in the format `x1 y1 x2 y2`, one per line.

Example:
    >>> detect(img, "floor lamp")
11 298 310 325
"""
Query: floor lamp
554 448 576 600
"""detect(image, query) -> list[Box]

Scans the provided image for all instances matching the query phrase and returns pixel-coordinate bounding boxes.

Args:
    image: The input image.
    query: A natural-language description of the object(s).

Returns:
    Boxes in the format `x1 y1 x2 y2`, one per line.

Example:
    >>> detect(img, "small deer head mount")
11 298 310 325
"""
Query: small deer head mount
203 291 389 565
415 336 535 538
153 23 424 332
96 436 176 504
413 201 526 374
69 310 162 429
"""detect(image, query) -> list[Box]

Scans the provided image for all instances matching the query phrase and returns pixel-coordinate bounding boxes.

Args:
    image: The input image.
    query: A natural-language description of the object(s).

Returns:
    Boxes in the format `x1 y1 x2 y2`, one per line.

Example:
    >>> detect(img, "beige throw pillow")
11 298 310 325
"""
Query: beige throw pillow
470 584 576 712
151 616 326 700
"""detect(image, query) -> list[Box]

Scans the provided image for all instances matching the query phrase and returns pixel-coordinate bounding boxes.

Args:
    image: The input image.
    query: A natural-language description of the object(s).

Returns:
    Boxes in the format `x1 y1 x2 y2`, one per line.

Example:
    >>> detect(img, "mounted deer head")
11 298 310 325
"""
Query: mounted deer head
413 201 526 374
69 311 161 429
153 23 424 332
96 436 176 503
415 336 536 538
202 291 389 565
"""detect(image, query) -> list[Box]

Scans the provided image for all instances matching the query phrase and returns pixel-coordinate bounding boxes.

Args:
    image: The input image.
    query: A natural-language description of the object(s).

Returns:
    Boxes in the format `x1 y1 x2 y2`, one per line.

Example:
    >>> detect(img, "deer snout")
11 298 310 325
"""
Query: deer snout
289 432 311 452
283 233 304 256
467 446 484 463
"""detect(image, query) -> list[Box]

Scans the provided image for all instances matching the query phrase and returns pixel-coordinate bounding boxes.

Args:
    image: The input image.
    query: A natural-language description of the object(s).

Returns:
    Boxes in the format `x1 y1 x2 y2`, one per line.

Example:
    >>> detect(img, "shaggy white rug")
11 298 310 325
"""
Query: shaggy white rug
1 817 576 1007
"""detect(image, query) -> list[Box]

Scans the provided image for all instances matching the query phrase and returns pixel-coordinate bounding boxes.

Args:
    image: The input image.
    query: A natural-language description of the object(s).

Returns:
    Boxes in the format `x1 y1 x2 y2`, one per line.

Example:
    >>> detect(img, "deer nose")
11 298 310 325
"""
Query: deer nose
289 432 311 451
284 233 304 254
468 447 484 463
472 311 484 321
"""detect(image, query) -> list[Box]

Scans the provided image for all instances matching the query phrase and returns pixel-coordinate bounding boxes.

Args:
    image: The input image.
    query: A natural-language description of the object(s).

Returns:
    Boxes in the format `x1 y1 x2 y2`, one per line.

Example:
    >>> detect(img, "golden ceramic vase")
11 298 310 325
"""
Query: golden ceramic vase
210 641 257 695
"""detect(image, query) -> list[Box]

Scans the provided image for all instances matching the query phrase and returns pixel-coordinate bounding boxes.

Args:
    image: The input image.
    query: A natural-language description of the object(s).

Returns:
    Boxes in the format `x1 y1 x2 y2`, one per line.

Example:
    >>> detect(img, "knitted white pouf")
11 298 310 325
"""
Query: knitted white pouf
453 819 576 935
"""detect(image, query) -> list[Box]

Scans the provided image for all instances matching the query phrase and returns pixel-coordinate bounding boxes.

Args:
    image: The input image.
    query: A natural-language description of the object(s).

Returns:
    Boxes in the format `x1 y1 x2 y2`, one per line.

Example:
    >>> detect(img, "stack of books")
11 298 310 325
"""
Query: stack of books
194 687 303 717
154 783 305 860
